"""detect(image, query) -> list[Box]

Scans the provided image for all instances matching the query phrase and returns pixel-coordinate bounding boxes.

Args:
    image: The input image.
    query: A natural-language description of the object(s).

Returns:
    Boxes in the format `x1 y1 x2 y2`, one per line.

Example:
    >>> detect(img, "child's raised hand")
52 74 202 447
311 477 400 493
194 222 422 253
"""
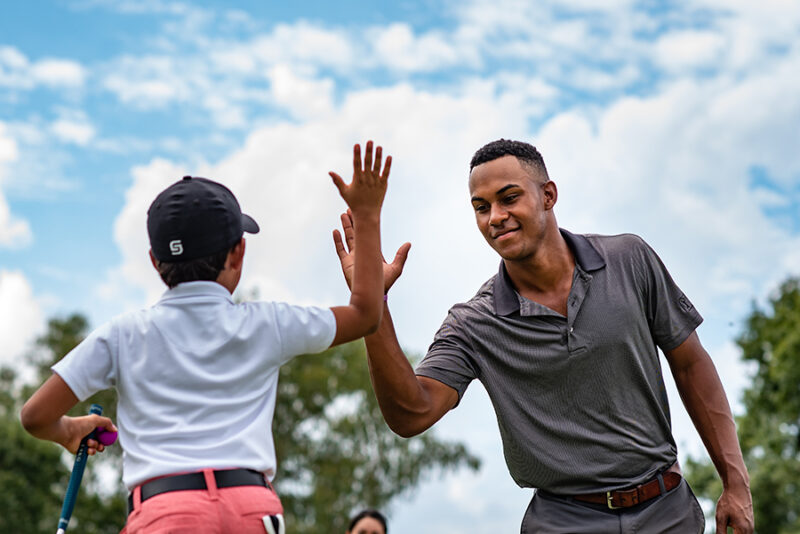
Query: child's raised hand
329 141 391 215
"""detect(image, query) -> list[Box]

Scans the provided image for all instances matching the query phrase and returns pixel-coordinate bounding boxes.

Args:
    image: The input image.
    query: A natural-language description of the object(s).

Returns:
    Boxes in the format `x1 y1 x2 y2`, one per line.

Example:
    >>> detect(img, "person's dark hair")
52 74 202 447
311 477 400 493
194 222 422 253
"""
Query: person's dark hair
470 138 549 181
347 509 388 534
154 243 236 289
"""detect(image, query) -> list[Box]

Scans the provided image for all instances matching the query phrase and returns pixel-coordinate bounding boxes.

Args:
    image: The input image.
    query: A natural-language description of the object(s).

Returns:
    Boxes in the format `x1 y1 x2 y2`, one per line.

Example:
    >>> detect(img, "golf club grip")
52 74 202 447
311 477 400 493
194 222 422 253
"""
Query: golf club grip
57 404 103 533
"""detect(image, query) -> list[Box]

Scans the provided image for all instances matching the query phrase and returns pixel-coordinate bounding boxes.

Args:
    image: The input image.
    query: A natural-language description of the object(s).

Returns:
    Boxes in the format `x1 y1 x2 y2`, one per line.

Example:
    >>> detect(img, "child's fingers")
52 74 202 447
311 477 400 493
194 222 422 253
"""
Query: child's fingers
330 172 347 196
363 140 373 178
352 144 362 176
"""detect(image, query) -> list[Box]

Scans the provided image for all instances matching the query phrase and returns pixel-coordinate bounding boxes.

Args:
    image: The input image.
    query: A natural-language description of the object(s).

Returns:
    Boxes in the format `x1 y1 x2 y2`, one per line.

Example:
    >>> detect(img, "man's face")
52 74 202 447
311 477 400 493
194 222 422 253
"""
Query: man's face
469 155 552 262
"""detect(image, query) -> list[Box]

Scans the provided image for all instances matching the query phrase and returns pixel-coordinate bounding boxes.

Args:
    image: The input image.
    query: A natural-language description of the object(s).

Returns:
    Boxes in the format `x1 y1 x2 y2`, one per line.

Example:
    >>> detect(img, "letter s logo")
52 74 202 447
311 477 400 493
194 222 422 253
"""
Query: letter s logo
169 240 184 255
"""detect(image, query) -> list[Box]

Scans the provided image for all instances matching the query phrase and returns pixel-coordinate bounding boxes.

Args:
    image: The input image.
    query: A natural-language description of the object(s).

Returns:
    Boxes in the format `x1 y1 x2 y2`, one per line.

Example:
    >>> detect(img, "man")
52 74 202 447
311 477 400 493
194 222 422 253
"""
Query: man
333 139 753 533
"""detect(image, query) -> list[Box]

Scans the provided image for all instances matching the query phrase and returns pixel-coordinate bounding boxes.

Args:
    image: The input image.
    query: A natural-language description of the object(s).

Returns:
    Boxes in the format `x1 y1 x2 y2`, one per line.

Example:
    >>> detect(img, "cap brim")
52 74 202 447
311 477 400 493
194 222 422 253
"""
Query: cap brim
242 213 259 234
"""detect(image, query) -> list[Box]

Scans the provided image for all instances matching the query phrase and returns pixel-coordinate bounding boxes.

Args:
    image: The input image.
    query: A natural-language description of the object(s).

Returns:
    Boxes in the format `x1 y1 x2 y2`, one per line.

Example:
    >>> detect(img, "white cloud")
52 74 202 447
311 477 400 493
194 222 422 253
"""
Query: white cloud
370 23 467 72
30 58 86 87
267 65 334 121
50 111 96 146
0 194 31 248
102 56 188 107
0 123 32 248
0 122 19 164
654 30 726 72
0 271 44 374
0 46 85 89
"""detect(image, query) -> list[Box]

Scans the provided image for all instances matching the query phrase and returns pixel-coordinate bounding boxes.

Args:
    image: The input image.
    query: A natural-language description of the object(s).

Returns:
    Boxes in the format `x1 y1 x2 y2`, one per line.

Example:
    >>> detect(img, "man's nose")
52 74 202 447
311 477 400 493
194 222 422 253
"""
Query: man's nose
489 204 508 225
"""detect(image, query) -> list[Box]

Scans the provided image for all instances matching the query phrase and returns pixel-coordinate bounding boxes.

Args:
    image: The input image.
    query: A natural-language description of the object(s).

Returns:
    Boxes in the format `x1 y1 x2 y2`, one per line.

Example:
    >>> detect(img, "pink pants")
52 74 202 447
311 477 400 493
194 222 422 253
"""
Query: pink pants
122 469 283 534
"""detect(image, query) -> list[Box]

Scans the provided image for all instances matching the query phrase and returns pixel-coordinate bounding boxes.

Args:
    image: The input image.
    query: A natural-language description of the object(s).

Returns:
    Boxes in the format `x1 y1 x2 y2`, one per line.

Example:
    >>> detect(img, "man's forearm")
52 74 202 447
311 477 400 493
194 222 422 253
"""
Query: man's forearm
364 305 452 437
672 351 749 488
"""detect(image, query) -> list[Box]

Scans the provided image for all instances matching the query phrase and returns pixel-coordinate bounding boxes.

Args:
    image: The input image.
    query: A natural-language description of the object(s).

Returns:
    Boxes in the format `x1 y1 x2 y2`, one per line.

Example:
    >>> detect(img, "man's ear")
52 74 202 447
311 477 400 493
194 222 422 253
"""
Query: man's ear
149 249 159 270
542 180 558 211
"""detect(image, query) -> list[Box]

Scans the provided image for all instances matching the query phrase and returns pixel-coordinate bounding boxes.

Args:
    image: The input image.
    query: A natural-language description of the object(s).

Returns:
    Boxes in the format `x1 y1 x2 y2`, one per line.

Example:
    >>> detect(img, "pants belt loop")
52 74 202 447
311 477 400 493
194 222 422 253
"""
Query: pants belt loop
129 484 142 515
657 472 666 495
203 468 220 500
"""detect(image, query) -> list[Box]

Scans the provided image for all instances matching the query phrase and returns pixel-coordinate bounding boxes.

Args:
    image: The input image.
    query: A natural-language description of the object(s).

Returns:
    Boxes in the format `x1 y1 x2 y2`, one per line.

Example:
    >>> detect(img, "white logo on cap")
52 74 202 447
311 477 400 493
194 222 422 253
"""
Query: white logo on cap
169 240 184 255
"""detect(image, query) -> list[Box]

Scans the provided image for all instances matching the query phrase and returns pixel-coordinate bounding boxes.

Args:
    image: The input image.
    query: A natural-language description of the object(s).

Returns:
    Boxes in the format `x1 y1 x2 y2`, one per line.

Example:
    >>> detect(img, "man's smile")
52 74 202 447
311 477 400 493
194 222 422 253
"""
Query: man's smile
492 227 520 240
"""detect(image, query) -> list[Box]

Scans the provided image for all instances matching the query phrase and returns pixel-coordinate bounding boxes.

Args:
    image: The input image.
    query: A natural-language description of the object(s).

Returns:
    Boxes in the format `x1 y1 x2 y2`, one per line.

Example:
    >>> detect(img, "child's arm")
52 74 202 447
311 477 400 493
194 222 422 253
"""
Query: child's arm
327 141 389 347
20 373 116 455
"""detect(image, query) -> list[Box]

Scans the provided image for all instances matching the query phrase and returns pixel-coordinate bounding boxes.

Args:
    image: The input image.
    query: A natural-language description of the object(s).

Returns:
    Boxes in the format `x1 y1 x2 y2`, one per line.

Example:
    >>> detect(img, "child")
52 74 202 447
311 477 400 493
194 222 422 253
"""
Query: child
20 141 391 533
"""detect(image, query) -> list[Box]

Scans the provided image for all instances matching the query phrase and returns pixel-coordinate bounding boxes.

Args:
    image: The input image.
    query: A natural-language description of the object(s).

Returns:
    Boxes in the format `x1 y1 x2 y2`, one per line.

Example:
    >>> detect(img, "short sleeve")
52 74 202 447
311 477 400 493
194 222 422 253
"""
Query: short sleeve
51 321 118 402
636 239 703 352
414 308 479 404
272 303 336 362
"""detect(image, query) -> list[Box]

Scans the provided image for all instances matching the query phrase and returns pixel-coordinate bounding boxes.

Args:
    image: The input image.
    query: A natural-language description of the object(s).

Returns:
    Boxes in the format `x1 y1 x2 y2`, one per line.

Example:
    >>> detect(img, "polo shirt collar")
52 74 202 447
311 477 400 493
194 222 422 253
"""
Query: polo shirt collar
159 280 235 303
494 228 606 316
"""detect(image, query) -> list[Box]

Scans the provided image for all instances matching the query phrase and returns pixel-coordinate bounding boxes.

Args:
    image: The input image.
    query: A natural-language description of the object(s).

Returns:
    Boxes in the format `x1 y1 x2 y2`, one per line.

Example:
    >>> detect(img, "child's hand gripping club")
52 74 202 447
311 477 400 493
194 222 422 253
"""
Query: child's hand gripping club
56 404 117 534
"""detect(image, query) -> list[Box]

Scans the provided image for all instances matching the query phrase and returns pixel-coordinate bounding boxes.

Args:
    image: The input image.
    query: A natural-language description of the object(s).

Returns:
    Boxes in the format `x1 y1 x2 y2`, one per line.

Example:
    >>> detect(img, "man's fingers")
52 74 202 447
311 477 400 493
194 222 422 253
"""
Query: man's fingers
392 242 412 268
341 212 355 250
382 155 392 181
373 145 383 175
332 230 348 259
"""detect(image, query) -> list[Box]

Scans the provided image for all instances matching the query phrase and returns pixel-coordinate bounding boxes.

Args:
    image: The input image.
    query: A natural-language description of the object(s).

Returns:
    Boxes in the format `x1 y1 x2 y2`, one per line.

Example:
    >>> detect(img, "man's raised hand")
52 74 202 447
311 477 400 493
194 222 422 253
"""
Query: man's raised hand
333 209 411 293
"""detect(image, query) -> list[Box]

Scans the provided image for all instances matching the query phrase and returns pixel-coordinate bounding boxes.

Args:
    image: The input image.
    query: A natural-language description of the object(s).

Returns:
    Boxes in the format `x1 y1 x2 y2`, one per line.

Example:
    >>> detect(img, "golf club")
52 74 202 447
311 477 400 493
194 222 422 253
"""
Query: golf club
56 403 105 534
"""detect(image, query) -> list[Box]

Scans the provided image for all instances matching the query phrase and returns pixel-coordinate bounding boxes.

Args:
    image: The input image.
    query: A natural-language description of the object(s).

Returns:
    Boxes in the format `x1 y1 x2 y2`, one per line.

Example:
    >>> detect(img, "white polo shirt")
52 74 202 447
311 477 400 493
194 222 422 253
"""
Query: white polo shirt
52 281 336 490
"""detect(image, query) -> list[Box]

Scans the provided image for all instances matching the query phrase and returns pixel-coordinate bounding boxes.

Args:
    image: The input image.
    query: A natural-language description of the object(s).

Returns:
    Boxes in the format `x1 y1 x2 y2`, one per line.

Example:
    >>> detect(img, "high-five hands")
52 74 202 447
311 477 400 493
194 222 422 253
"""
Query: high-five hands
331 141 410 295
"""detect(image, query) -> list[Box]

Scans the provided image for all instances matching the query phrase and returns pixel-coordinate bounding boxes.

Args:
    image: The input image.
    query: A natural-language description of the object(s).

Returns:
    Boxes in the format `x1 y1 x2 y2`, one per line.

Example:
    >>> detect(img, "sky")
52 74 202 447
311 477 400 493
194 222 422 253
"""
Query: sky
1 0 799 531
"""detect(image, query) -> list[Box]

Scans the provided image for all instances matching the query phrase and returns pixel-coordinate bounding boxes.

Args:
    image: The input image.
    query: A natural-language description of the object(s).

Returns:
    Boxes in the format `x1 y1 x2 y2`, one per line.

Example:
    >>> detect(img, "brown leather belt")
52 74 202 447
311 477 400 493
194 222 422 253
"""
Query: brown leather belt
572 471 682 509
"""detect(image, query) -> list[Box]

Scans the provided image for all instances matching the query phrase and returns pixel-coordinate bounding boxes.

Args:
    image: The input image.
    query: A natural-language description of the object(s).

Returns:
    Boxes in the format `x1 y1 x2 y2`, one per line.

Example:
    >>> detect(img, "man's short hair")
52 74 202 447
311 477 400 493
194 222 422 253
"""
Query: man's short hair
470 139 549 181
154 243 236 289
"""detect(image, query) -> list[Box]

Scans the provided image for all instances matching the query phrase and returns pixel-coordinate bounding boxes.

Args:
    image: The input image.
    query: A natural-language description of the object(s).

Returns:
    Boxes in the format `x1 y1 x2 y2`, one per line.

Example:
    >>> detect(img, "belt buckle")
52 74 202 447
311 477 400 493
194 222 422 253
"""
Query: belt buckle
606 491 622 510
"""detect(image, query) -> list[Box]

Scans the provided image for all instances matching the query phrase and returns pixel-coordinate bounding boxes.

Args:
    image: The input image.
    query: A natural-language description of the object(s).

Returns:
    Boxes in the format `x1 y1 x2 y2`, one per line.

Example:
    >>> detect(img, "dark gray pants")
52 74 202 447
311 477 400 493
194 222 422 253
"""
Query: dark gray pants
521 479 705 534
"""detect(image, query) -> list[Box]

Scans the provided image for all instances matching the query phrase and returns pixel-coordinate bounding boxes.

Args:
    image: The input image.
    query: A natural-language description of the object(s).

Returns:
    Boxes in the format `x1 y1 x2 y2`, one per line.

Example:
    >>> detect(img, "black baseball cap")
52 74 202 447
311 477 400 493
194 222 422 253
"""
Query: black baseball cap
147 176 259 262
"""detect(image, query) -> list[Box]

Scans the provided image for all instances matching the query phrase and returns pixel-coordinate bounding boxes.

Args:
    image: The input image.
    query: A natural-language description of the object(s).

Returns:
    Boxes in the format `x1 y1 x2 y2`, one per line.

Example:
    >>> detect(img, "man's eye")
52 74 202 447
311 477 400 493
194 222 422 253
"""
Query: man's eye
473 204 488 213
502 194 518 204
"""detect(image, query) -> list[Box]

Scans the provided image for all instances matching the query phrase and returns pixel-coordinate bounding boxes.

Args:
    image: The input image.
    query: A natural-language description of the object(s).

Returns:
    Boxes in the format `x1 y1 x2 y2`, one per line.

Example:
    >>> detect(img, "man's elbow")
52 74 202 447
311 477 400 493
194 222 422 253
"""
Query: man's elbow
390 421 425 439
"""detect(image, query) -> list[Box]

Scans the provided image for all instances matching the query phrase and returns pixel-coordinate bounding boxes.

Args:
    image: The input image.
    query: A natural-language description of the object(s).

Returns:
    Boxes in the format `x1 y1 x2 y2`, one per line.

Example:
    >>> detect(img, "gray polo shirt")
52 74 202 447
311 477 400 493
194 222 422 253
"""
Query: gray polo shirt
415 230 702 494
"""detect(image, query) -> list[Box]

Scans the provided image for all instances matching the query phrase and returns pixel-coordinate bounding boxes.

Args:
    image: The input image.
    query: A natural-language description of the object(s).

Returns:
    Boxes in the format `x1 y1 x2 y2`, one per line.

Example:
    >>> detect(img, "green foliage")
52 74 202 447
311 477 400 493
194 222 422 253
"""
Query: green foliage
685 278 800 533
0 407 67 534
12 314 127 533
273 341 481 533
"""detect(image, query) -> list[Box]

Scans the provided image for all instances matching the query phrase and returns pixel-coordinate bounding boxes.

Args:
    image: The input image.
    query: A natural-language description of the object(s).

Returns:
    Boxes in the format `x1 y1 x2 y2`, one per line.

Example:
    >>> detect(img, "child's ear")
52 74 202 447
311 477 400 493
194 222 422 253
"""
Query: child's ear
227 238 246 271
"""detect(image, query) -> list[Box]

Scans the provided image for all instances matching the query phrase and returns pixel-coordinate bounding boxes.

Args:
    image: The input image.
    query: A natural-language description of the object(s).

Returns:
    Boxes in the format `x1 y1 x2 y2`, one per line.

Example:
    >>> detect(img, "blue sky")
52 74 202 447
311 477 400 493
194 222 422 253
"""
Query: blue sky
2 1 800 532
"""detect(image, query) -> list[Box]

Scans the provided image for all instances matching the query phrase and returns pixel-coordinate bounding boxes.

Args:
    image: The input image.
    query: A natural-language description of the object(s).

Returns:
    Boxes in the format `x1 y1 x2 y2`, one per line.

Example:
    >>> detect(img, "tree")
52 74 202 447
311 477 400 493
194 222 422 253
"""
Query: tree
7 314 127 534
11 313 480 532
685 277 800 533
0 366 67 534
273 341 481 533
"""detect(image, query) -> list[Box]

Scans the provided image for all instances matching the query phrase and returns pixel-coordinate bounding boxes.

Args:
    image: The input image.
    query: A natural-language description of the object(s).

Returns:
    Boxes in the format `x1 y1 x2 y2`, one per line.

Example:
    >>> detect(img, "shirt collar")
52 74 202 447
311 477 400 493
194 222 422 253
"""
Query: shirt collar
493 228 606 316
159 280 235 304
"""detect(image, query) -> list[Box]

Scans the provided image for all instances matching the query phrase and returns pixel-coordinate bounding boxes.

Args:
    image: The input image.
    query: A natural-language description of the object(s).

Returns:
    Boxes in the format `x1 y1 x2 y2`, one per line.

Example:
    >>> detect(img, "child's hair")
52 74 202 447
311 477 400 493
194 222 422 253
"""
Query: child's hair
153 242 238 288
